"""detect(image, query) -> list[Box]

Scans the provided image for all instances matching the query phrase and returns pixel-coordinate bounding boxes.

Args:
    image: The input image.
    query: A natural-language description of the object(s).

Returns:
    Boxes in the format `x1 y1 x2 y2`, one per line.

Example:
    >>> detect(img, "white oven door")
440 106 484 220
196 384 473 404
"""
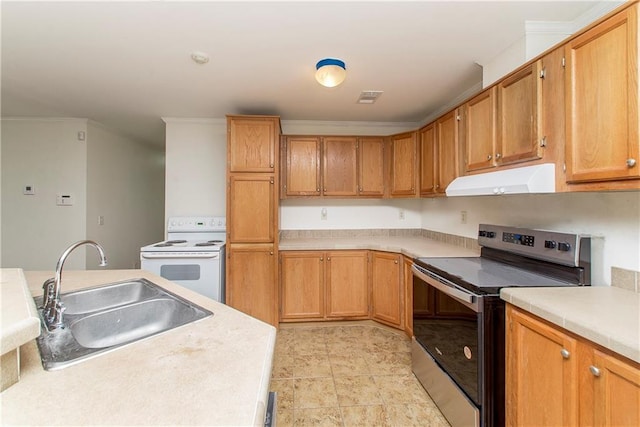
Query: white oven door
140 252 223 302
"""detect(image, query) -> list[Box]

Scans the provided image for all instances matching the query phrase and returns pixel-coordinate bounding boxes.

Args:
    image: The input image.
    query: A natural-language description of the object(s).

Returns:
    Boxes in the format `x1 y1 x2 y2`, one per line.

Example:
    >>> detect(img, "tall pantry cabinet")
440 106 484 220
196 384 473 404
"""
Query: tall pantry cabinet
226 115 281 326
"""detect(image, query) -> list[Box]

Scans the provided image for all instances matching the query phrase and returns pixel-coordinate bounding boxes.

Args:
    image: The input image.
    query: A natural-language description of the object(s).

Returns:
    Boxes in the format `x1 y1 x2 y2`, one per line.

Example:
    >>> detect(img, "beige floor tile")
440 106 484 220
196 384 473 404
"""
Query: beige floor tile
334 376 383 406
341 405 389 427
294 339 328 356
272 363 294 379
293 354 333 378
293 407 343 427
294 377 339 409
276 409 294 427
373 374 434 405
269 379 294 410
366 352 412 375
329 354 370 376
384 403 451 427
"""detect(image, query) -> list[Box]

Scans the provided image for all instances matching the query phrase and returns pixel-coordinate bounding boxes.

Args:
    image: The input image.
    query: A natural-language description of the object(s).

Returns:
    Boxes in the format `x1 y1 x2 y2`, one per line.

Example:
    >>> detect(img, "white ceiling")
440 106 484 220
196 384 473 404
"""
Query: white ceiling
1 1 607 147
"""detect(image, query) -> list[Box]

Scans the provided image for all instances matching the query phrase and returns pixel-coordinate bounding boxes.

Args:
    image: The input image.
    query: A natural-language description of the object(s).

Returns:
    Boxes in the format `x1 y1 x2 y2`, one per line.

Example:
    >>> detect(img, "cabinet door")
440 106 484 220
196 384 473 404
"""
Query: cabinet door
371 252 403 328
506 305 578 427
419 123 437 196
284 136 321 196
465 88 497 172
226 244 277 326
591 349 640 426
436 110 460 194
227 116 277 172
280 252 324 320
358 137 385 197
390 132 417 197
323 136 358 196
228 174 274 243
402 256 414 337
325 251 369 319
565 4 640 183
497 63 543 166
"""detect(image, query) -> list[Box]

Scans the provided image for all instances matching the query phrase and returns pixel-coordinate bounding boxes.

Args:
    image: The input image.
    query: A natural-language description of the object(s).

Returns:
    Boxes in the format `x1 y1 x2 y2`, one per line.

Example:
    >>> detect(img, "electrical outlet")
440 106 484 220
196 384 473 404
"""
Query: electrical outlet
23 185 35 195
461 210 468 224
321 207 327 220
399 209 405 220
98 215 105 226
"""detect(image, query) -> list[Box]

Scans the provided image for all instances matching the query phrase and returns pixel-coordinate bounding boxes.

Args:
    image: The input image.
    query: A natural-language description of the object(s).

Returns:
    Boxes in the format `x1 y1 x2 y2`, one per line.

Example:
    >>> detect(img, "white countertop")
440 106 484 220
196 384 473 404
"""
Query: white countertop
0 269 41 356
1 269 276 426
501 286 640 363
279 236 480 258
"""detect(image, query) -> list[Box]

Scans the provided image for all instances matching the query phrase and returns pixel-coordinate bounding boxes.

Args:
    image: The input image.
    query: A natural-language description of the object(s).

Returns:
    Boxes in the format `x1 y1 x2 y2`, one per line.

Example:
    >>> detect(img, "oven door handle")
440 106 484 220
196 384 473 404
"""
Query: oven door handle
141 253 220 259
411 264 478 306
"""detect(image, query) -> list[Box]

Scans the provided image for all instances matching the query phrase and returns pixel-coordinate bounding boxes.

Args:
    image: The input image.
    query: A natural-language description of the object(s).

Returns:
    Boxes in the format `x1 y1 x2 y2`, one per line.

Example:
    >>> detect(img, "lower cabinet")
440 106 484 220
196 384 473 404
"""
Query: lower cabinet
371 251 404 329
279 251 369 321
226 243 278 326
506 304 640 427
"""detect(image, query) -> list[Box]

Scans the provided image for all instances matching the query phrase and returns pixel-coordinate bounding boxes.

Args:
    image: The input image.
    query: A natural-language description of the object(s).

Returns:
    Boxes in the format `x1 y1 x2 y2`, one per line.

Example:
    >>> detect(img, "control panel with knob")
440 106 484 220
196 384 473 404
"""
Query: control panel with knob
544 240 557 249
557 242 571 252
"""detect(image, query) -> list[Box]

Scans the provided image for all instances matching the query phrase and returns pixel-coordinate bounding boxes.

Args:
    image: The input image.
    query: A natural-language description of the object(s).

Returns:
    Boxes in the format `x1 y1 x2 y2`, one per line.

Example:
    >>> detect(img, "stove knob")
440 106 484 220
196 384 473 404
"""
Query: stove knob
478 231 487 237
558 242 571 252
544 240 557 249
487 231 496 238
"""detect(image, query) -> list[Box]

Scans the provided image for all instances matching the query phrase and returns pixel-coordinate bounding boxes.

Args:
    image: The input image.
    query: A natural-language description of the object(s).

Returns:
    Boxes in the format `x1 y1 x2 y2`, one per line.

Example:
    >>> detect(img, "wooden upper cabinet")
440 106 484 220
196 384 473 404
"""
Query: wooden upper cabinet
419 123 437 196
358 137 386 197
497 62 543 166
227 116 278 173
390 131 418 197
565 3 640 183
284 136 321 196
323 136 358 196
227 174 274 243
465 87 497 172
436 110 460 194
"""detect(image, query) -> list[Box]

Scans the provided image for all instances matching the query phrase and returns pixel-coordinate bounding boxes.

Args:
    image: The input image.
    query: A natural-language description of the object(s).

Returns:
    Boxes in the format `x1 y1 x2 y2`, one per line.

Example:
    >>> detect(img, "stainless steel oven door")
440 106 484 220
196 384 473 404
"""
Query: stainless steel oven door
412 263 482 427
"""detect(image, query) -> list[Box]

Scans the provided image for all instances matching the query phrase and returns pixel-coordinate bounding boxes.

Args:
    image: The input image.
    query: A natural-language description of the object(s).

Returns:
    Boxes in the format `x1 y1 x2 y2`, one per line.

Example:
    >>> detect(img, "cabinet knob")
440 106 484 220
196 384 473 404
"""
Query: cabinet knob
435 184 440 189
627 158 637 168
320 257 323 261
323 188 327 192
394 260 398 264
269 251 274 255
487 154 492 160
589 365 601 377
560 349 570 359
270 163 274 168
495 153 502 160
270 179 274 184
327 257 331 261
316 188 320 192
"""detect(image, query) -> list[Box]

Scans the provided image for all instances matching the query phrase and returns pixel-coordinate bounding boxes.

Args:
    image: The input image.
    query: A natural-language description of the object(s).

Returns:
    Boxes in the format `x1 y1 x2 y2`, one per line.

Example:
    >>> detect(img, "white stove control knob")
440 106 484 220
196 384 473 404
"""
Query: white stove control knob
170 221 176 226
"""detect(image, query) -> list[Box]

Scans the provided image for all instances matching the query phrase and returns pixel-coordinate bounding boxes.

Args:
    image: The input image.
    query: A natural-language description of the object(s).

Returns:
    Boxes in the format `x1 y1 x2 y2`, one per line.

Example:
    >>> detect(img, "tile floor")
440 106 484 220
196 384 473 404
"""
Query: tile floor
269 321 451 427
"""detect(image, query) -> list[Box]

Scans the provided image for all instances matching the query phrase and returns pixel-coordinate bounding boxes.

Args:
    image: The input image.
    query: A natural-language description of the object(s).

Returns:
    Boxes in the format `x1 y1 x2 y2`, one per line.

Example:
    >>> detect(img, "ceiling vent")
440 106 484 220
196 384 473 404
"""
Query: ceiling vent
357 91 383 104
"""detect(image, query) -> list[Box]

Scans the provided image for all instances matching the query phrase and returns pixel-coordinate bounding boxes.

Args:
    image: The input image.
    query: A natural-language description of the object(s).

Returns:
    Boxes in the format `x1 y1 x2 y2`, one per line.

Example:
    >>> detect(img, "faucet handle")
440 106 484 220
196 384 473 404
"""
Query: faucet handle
44 301 66 331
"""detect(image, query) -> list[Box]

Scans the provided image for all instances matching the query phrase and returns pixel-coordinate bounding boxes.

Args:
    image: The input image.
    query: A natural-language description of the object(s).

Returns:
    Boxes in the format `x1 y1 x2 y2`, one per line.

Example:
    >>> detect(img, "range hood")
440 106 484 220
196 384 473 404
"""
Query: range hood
446 163 556 196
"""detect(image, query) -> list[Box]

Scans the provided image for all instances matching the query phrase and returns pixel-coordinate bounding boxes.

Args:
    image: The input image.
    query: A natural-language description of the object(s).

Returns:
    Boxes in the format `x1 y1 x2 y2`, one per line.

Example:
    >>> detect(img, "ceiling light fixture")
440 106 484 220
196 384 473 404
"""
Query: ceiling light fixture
315 58 346 88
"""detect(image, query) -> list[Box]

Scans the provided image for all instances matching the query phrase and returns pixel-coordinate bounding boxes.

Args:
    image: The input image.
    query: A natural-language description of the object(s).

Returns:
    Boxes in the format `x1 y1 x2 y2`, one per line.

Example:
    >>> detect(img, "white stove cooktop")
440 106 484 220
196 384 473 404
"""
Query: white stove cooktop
141 239 225 253
141 216 226 253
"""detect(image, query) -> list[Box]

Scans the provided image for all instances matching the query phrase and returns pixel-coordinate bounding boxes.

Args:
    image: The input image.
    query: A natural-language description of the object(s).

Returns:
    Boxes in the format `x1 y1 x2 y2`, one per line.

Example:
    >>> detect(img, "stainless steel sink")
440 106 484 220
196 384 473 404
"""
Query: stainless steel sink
35 278 213 370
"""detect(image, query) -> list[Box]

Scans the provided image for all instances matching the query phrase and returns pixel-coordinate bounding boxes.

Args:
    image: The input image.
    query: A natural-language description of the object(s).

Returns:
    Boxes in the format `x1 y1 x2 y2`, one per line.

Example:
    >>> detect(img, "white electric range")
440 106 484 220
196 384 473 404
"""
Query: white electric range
140 216 226 302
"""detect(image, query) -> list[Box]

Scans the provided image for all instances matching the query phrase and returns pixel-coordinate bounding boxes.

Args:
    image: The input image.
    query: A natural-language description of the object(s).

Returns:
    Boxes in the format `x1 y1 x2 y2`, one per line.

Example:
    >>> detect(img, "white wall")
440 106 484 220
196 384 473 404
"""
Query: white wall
281 198 422 230
163 118 227 224
86 122 165 269
1 118 88 270
421 192 640 286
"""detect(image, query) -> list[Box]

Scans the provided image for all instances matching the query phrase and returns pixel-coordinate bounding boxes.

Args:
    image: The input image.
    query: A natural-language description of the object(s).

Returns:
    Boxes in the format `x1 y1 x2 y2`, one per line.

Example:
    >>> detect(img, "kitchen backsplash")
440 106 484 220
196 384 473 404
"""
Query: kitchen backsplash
611 267 640 293
279 228 480 252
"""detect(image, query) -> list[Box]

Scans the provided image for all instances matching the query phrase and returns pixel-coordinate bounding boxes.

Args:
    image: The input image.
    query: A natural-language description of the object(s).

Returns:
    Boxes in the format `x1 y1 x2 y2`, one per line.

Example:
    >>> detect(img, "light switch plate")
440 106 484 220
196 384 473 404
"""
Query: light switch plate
23 185 35 195
56 194 74 206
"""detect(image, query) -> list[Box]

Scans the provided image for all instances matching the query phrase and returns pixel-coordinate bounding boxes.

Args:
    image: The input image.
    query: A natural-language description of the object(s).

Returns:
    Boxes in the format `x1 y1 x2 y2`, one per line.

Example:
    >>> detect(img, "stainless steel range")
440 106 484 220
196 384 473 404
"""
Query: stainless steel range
411 224 591 427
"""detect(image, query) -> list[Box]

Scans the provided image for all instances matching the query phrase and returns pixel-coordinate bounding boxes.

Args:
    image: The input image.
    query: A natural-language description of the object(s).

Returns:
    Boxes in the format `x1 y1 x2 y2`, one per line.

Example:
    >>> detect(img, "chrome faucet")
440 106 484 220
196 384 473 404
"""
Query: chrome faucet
42 240 107 330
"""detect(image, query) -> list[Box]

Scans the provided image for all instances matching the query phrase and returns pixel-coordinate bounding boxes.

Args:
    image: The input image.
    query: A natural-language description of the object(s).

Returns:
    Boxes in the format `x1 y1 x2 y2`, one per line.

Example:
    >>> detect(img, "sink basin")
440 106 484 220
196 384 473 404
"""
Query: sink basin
71 298 203 349
61 279 161 315
35 279 212 370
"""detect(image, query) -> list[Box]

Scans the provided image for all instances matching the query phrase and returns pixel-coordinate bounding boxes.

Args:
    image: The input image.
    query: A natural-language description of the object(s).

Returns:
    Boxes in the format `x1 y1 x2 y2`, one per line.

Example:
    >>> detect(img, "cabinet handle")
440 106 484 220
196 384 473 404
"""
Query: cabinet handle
540 67 546 79
589 366 601 377
320 257 323 261
495 153 502 160
270 163 274 168
487 154 492 160
394 260 398 264
316 188 320 192
323 188 327 192
270 179 274 184
327 257 331 261
560 349 570 359
627 158 637 168
435 184 440 189
269 251 273 255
